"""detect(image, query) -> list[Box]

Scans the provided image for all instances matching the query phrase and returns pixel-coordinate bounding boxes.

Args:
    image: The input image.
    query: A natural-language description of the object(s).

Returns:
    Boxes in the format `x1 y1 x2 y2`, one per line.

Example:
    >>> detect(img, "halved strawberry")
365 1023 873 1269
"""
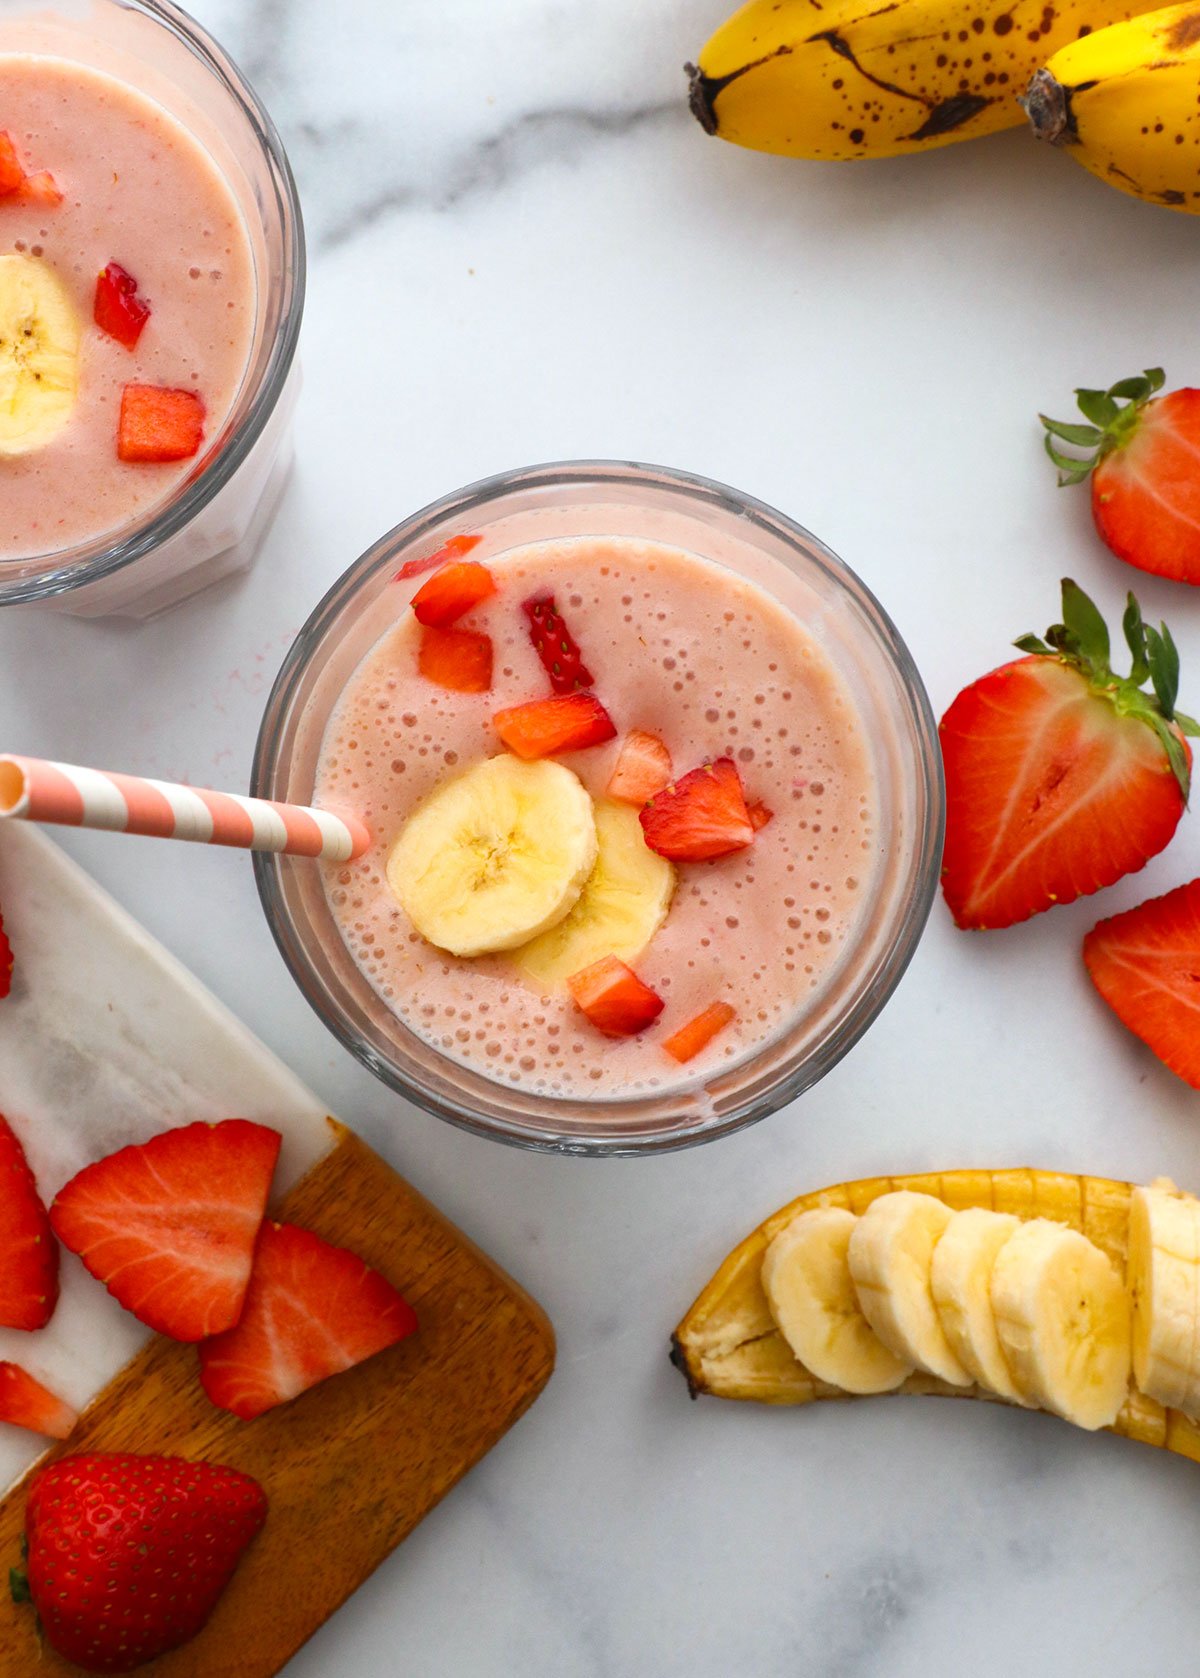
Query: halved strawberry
640 758 755 862
117 384 205 463
16 170 62 207
418 625 493 692
1084 879 1200 1088
661 1001 737 1063
566 954 664 1037
198 1222 417 1420
0 1363 76 1440
50 1119 282 1342
0 1115 58 1332
411 559 496 627
94 262 151 349
0 132 23 196
940 581 1195 931
493 692 616 759
607 729 672 804
747 800 774 832
395 532 481 582
0 902 11 999
1043 370 1200 585
523 594 595 693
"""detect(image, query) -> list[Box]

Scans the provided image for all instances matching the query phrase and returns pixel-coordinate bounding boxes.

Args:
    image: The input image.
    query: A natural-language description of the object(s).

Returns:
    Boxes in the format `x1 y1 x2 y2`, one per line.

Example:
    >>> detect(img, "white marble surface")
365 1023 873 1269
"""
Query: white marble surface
4 0 1200 1671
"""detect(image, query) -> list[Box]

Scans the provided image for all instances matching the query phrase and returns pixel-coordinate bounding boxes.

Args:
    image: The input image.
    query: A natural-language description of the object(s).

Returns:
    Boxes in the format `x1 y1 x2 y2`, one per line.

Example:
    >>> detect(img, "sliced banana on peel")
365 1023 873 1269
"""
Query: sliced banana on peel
1129 1180 1200 1417
848 1191 972 1387
930 1208 1026 1404
0 253 80 457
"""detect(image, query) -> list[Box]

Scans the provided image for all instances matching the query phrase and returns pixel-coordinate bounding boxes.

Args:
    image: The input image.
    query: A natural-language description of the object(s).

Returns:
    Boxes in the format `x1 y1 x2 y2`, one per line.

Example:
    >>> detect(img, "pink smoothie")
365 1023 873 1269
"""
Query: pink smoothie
0 54 255 559
315 538 879 1099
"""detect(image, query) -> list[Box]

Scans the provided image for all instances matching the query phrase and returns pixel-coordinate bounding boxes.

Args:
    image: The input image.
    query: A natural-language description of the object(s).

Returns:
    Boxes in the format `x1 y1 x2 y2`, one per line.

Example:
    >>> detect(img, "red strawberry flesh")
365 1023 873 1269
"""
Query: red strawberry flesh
493 691 616 759
523 594 595 693
94 262 151 349
418 624 493 692
607 729 672 804
1084 878 1200 1088
117 384 205 463
0 902 11 998
411 559 496 627
567 955 664 1037
15 169 62 206
0 1362 77 1440
0 1113 58 1331
661 1000 737 1063
639 758 755 861
394 532 481 582
0 131 23 196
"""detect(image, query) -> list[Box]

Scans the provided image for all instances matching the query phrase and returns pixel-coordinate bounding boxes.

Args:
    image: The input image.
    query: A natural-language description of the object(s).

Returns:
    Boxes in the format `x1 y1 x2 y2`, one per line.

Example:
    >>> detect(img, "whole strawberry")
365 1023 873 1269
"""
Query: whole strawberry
940 580 1197 930
13 1453 267 1672
1041 369 1200 584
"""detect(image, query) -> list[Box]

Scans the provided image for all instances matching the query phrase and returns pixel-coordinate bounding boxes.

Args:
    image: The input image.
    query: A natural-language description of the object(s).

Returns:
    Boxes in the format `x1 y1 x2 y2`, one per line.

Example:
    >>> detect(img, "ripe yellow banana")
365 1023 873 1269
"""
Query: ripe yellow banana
1024 0 1200 212
688 0 1158 160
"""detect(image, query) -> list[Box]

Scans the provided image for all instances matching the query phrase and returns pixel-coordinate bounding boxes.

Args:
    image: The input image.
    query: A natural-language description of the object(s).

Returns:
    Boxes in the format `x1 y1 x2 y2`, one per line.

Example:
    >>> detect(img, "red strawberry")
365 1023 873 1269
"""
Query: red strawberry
50 1119 281 1343
493 691 617 759
117 384 205 463
394 532 481 582
661 1000 737 1064
607 729 672 804
746 799 774 832
523 594 595 693
640 758 755 861
0 901 11 998
566 954 664 1037
0 1363 77 1440
199 1222 417 1420
94 262 151 349
411 559 496 627
16 169 62 206
17 1452 266 1672
418 624 493 692
1083 878 1200 1088
0 1114 58 1332
1042 369 1200 585
0 131 23 196
940 581 1194 931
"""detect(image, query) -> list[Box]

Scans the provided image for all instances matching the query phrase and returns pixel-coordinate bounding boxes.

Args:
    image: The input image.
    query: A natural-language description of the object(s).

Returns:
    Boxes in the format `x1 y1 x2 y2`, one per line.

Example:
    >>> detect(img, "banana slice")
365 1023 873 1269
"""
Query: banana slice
1129 1179 1200 1418
991 1219 1130 1430
847 1191 971 1386
763 1208 912 1395
930 1209 1025 1403
515 799 675 992
0 253 80 456
387 754 597 957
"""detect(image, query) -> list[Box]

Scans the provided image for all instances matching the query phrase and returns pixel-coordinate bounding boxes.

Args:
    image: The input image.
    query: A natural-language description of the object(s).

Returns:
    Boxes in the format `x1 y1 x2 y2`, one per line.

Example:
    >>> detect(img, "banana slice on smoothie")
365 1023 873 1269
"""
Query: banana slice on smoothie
847 1191 972 1387
387 754 598 958
1129 1179 1200 1417
0 253 81 456
515 799 675 992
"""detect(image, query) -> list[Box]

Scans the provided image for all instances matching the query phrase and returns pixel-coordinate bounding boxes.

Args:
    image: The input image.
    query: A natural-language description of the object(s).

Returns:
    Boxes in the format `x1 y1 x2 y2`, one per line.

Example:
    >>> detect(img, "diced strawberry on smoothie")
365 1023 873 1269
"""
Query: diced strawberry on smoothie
640 758 755 861
117 385 205 463
94 262 151 348
523 593 596 694
493 692 617 760
0 1363 77 1441
662 1001 737 1063
411 560 497 628
0 904 11 999
567 954 665 1037
395 532 482 582
16 170 62 206
747 800 774 832
607 729 672 804
0 132 24 196
418 625 494 693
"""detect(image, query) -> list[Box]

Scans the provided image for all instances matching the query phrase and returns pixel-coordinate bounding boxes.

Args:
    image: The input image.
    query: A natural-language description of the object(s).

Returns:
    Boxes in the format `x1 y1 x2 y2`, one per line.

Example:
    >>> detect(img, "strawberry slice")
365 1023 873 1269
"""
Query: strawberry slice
0 902 12 999
607 729 672 804
199 1222 418 1420
50 1119 282 1342
640 758 755 861
0 132 23 196
493 692 616 759
661 1000 737 1063
394 532 481 582
567 954 664 1037
1084 879 1200 1088
523 594 595 693
117 384 205 463
94 262 151 349
418 625 493 692
746 799 774 832
411 559 496 627
941 581 1195 931
0 1115 58 1332
0 1363 76 1440
16 170 62 206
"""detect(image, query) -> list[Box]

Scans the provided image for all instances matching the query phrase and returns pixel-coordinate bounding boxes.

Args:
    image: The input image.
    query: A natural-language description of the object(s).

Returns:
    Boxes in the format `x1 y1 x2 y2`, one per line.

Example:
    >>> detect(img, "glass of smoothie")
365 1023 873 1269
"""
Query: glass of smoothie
254 463 943 1155
0 0 303 618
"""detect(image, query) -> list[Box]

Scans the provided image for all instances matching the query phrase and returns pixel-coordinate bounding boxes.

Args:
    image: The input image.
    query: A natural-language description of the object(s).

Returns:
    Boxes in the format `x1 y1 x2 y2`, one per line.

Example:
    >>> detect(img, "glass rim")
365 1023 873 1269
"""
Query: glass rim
0 0 306 605
252 459 945 1156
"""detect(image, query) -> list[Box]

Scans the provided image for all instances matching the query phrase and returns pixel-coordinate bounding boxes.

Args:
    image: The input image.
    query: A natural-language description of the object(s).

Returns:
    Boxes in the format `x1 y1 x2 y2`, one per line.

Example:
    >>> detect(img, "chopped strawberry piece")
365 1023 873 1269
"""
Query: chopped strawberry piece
94 261 151 348
662 1001 737 1063
15 170 62 206
640 758 755 861
117 384 205 463
607 729 672 804
1084 879 1200 1088
0 903 11 999
523 593 596 693
0 1363 76 1440
0 132 23 196
411 559 497 627
418 625 493 692
493 692 617 759
50 1119 282 1342
395 532 482 582
199 1221 418 1420
567 954 665 1037
746 799 774 832
0 1115 58 1332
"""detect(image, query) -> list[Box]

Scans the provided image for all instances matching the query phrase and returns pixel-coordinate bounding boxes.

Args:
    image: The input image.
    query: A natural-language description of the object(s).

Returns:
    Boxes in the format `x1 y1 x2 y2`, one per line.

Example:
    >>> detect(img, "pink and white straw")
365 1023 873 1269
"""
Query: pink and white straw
0 755 369 863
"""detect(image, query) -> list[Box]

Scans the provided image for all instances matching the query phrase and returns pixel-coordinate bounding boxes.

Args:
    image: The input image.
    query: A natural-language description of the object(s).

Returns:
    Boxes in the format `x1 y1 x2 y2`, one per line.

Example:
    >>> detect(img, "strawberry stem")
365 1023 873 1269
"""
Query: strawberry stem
1039 368 1165 486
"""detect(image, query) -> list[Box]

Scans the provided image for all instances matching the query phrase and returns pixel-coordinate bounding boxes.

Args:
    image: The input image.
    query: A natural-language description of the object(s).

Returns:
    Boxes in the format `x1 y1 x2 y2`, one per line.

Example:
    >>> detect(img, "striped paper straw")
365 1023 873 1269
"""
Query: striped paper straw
0 755 369 863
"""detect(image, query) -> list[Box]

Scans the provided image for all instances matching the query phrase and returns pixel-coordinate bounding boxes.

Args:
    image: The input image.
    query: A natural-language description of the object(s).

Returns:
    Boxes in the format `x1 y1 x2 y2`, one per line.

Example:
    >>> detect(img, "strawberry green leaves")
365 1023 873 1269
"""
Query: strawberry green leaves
1039 368 1165 485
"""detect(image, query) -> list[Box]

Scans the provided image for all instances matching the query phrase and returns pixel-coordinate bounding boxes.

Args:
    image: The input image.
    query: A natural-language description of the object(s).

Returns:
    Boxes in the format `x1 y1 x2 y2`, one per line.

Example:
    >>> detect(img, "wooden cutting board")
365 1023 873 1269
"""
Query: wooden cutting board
0 1123 556 1676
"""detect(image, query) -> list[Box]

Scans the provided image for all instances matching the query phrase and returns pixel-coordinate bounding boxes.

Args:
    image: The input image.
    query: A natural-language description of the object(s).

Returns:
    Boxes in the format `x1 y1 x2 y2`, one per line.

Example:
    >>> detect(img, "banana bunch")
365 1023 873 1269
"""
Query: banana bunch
673 1168 1200 1463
